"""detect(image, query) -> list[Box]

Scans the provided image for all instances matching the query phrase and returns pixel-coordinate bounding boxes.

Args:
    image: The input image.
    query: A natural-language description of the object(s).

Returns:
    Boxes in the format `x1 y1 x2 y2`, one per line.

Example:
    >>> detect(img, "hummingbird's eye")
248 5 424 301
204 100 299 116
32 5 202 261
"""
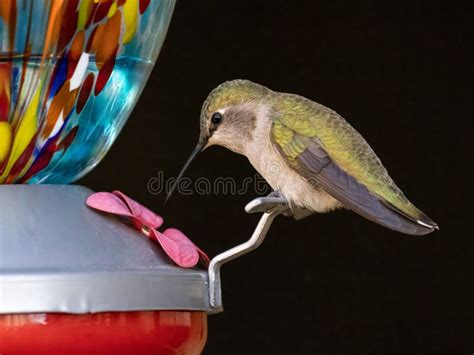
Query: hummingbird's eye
211 112 223 125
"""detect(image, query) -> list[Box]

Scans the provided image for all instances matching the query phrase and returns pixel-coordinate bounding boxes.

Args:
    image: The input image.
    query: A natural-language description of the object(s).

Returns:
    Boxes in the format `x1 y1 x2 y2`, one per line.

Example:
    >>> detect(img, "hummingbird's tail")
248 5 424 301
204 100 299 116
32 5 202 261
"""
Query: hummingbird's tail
346 200 436 235
376 200 438 235
344 191 437 235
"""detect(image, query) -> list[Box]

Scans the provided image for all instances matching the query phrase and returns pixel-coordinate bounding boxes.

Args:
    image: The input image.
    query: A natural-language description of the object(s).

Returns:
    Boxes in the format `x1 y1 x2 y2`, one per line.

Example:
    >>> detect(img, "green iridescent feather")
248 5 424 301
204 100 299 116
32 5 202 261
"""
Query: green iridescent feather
271 93 432 224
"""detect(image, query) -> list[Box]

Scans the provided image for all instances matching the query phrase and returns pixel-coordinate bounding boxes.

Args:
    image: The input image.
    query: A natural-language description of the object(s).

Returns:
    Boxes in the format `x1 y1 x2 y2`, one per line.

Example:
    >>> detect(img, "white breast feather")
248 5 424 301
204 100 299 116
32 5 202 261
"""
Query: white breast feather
244 104 342 213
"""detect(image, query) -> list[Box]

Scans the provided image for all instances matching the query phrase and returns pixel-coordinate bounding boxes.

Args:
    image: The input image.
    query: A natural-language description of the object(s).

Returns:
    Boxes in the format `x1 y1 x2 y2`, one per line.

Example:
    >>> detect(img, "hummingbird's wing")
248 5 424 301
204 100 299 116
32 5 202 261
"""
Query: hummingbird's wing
270 95 437 235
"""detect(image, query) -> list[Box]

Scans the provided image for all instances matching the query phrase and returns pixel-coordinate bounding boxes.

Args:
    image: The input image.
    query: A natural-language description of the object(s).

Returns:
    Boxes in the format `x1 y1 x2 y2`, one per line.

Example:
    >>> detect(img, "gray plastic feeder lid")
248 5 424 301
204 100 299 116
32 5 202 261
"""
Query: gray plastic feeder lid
0 185 211 314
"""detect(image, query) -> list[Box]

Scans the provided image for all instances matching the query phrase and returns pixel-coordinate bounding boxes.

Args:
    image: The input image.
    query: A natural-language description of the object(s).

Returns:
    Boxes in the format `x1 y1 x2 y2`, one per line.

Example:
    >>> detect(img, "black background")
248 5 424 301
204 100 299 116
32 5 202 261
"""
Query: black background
80 1 473 354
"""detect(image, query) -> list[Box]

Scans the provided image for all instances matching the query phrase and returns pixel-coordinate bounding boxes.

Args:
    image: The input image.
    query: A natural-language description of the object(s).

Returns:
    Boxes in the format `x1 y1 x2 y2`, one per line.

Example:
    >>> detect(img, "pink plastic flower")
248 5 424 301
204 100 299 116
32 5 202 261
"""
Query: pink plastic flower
86 191 209 268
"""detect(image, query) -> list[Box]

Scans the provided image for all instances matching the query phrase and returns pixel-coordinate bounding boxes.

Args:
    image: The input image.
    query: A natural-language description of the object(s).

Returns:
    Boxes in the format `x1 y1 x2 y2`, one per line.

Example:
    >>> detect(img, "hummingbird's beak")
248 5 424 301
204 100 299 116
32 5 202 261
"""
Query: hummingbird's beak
165 141 205 203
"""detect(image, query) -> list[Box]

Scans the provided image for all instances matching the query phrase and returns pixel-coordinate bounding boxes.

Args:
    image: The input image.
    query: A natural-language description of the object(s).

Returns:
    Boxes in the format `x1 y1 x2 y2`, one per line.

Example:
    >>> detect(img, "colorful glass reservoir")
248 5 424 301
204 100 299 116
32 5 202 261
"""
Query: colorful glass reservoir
0 0 175 183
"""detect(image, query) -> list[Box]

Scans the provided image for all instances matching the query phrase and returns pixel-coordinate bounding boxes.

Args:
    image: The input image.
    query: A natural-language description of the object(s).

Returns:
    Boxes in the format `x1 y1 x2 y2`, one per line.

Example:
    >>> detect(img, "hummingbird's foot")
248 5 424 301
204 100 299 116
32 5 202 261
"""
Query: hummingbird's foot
268 191 315 220
267 190 284 199
245 191 314 220
244 191 288 214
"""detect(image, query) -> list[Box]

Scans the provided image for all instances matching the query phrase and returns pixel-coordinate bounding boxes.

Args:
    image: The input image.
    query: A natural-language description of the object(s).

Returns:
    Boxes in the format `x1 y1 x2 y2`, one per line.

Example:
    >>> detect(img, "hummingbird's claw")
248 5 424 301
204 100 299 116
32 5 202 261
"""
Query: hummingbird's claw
245 191 288 214
266 190 284 199
245 191 315 220
244 196 288 214
267 191 315 219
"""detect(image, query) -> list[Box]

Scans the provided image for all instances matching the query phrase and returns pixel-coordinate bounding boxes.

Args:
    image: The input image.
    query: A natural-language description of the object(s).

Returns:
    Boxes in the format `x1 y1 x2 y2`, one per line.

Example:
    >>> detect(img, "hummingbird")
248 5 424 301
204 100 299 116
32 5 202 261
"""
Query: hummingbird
167 80 438 235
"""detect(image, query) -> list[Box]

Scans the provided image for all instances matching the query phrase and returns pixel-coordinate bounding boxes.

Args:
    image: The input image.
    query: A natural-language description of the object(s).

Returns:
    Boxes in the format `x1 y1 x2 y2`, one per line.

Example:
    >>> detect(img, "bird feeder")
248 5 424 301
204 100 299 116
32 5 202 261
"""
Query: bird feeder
0 185 209 353
0 185 290 354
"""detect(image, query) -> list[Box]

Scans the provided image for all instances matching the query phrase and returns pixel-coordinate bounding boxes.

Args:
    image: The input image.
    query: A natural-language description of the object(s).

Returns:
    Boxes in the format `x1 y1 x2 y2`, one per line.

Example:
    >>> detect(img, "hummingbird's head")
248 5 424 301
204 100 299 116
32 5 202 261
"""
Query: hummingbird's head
166 80 271 202
198 80 271 153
